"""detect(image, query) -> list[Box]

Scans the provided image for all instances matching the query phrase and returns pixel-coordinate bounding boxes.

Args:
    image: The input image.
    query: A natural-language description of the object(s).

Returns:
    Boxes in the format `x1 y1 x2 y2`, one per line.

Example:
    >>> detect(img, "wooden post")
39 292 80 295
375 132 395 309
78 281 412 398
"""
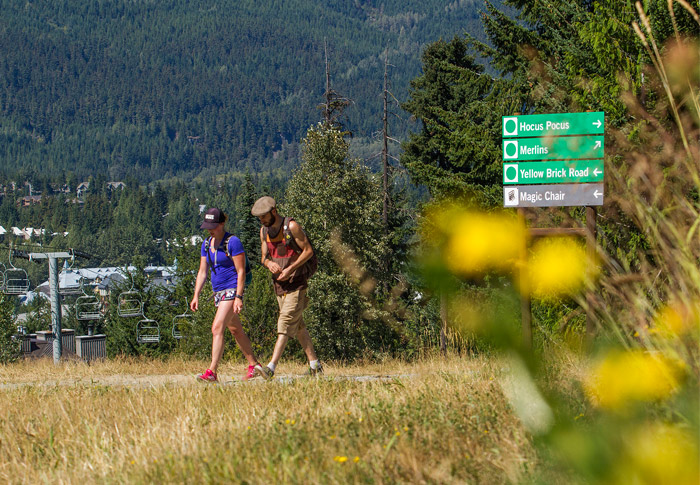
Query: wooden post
518 208 532 351
585 206 597 344
440 295 448 355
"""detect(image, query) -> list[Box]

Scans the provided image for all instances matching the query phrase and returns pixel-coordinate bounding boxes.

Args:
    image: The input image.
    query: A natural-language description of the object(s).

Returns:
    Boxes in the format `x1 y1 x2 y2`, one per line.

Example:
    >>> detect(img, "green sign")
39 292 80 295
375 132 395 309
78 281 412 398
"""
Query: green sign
503 160 603 185
502 136 604 161
502 112 604 137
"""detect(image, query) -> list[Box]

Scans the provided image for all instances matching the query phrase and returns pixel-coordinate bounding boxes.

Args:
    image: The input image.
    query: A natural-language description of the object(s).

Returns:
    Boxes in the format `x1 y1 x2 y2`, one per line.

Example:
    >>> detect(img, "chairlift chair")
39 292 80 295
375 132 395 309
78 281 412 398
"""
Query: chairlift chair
60 281 84 296
136 317 160 344
172 299 193 339
117 271 143 317
4 250 29 295
76 281 103 321
59 253 83 296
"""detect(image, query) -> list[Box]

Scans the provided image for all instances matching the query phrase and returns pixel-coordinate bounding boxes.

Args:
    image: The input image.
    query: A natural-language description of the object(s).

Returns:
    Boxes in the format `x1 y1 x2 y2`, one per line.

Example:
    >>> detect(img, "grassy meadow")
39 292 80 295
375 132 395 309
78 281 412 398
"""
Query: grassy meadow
0 354 560 484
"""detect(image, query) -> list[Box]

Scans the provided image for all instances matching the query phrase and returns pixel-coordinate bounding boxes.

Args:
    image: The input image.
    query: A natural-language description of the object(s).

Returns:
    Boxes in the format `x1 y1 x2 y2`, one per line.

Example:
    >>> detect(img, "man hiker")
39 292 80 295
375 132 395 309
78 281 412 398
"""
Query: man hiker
251 196 323 378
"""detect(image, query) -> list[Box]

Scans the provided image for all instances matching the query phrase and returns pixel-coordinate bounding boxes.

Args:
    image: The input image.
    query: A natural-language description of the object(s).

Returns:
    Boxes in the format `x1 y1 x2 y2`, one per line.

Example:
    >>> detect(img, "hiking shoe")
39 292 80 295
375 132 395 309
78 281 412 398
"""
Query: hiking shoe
254 364 274 380
197 369 217 382
304 363 324 377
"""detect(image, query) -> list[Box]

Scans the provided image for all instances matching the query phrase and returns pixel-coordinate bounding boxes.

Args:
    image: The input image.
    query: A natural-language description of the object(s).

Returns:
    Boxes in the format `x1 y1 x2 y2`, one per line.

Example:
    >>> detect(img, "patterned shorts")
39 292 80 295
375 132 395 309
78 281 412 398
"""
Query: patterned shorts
213 288 238 307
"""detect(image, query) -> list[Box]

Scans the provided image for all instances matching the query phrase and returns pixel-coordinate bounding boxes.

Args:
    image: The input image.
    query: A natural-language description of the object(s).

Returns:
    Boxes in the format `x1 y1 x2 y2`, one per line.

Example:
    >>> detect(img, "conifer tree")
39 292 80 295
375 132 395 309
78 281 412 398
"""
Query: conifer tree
283 123 394 359
236 172 261 263
0 294 20 364
401 36 504 203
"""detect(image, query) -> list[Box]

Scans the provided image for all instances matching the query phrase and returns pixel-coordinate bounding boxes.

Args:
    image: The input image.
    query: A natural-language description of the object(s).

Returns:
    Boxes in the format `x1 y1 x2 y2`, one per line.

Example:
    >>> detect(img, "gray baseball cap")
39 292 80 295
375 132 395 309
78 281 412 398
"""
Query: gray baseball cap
251 196 276 216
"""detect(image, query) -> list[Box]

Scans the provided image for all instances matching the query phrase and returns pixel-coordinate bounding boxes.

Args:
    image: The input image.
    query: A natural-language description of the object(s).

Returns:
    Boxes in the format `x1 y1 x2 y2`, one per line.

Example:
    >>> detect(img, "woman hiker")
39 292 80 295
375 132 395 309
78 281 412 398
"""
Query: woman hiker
190 207 265 382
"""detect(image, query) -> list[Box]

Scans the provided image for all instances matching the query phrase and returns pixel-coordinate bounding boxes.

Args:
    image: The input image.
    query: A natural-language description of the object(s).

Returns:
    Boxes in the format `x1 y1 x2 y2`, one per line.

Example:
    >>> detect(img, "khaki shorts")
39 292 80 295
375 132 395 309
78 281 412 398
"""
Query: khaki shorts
276 288 309 337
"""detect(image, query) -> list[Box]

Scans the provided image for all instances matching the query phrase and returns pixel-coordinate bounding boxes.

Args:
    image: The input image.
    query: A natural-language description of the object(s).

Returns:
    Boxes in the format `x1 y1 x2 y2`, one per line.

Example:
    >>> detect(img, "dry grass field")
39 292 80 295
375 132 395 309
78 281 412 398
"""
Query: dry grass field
0 355 548 484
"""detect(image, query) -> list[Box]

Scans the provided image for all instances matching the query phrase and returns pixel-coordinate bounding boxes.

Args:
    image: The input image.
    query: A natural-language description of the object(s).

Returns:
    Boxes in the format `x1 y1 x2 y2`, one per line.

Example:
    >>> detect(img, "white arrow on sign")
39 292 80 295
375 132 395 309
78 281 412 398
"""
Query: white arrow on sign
594 190 603 198
593 168 601 176
593 120 602 128
594 140 602 149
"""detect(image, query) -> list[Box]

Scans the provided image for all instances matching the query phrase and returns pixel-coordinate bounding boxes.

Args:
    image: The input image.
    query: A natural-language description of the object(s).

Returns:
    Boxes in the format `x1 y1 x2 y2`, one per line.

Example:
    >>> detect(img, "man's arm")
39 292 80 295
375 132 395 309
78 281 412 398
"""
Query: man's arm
261 226 281 275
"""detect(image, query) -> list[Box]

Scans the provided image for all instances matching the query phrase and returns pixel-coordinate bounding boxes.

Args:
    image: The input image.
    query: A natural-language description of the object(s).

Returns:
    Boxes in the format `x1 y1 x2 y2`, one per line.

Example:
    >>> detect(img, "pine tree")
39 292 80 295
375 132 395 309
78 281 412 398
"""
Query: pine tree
0 293 20 364
283 123 394 360
236 172 261 263
401 36 504 203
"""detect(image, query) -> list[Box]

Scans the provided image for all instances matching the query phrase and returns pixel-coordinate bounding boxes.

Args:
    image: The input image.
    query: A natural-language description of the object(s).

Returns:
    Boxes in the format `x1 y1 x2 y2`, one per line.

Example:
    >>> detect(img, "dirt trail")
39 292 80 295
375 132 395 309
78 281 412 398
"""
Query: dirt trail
0 373 416 390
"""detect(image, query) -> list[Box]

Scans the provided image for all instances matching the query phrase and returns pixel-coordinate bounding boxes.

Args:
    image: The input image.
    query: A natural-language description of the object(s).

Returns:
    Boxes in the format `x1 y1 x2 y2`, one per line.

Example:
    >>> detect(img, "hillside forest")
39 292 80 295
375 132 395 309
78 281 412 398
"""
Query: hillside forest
0 0 493 182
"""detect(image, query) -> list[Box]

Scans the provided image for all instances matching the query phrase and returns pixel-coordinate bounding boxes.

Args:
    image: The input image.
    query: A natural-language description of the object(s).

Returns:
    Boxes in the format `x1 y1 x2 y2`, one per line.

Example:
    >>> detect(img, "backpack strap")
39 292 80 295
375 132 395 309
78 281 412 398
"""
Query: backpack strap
221 234 233 259
205 236 214 271
282 217 303 253
205 234 233 273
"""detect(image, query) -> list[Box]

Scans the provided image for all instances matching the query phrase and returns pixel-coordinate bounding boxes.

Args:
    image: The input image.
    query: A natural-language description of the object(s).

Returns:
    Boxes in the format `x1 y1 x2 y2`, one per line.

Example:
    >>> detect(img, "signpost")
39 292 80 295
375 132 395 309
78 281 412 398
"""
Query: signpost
502 111 605 349
502 111 605 207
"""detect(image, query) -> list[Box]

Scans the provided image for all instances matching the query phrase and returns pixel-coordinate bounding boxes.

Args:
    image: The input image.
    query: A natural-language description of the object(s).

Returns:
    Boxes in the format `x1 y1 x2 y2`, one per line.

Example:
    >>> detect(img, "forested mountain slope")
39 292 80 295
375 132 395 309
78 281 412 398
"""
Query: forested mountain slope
0 0 492 182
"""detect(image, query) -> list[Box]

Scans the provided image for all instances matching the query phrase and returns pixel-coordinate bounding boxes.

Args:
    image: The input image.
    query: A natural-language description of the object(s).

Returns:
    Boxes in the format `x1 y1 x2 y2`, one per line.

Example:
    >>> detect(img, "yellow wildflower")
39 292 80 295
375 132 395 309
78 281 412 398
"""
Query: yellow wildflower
654 302 698 338
333 456 348 463
527 237 593 298
583 350 684 410
353 456 360 463
443 211 525 276
615 424 700 485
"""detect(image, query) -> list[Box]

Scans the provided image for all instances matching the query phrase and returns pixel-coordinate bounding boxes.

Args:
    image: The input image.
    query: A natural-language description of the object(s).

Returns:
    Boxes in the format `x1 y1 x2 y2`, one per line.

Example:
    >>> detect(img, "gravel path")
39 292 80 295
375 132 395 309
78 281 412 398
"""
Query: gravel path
0 373 416 390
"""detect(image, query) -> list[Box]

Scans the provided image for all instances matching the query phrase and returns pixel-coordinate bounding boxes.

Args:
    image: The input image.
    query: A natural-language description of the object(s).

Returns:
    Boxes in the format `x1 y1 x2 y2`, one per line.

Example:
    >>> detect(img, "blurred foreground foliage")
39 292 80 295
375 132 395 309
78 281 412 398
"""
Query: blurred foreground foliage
413 2 700 482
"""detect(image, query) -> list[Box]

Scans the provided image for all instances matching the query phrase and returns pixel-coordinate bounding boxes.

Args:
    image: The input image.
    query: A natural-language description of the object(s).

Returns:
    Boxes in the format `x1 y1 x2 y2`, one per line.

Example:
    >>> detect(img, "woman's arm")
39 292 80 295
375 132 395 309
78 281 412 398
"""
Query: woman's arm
190 256 209 311
231 252 246 314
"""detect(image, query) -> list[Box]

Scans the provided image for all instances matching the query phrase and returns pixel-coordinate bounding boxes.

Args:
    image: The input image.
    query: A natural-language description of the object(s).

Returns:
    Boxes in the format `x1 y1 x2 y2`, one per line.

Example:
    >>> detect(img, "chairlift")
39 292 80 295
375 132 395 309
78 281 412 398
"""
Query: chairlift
76 280 103 321
117 271 143 317
172 299 193 340
59 251 83 296
137 316 160 344
4 249 29 295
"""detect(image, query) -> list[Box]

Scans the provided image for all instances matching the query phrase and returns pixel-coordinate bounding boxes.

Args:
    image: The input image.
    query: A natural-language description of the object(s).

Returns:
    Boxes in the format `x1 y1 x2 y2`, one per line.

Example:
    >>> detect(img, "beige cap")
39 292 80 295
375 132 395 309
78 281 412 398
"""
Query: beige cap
251 196 276 216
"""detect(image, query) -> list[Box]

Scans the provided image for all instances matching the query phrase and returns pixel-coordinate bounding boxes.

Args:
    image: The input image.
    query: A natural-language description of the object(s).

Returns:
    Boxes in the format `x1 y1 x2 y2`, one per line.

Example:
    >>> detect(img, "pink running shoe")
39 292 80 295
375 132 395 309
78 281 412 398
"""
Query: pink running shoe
197 369 217 382
244 365 258 380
